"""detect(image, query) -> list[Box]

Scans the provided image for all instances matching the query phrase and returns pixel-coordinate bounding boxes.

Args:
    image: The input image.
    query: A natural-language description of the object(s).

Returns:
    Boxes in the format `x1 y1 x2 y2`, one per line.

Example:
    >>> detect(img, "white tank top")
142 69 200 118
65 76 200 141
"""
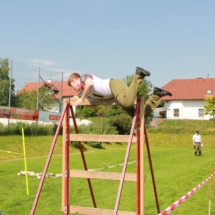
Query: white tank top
80 74 113 99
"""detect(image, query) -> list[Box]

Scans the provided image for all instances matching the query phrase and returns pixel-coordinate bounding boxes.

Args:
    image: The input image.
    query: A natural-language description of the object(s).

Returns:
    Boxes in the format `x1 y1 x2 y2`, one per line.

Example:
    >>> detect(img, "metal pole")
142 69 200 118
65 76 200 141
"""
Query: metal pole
8 60 12 107
8 60 13 132
36 67 40 110
36 67 40 134
60 72 63 113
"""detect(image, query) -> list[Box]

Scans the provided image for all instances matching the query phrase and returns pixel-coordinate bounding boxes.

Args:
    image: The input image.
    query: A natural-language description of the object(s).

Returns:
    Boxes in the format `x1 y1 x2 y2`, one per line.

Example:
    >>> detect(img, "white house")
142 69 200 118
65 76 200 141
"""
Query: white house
159 78 215 120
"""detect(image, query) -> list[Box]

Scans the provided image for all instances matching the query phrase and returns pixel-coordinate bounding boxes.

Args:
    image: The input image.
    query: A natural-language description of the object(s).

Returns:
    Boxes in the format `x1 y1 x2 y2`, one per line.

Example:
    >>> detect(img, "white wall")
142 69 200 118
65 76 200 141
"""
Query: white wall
0 118 93 127
164 100 212 120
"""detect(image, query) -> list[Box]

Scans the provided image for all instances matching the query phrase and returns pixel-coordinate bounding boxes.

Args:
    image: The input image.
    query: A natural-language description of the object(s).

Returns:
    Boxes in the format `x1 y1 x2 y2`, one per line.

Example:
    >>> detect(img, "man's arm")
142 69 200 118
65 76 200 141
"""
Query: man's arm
73 78 93 106
81 78 93 100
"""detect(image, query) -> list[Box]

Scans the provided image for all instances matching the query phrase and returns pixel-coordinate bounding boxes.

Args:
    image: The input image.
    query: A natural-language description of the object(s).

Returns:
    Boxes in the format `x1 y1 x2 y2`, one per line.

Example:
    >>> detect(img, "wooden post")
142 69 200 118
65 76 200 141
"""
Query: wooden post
61 97 145 215
139 97 145 215
136 97 141 214
62 100 70 214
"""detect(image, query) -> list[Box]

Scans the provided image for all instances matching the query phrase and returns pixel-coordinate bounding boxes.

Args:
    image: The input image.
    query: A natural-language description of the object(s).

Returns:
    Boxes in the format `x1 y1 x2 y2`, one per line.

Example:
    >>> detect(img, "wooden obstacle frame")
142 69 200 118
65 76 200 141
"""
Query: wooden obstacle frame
62 97 146 215
30 95 214 215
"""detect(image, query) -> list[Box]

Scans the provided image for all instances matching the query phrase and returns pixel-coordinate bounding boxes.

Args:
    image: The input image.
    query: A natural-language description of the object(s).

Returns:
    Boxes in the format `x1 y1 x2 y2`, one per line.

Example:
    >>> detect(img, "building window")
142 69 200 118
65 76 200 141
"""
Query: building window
199 109 204 117
206 89 212 94
174 109 179 117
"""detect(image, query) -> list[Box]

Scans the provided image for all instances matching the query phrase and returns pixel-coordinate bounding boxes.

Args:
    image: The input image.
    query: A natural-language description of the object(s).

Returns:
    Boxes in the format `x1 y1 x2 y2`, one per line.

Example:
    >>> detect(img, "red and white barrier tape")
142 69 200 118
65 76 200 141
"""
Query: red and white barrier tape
159 172 215 215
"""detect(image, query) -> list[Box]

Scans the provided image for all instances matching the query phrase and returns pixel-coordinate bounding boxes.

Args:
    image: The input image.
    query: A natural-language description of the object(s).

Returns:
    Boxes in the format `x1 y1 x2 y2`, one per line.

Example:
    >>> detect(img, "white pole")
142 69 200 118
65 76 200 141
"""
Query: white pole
209 164 214 215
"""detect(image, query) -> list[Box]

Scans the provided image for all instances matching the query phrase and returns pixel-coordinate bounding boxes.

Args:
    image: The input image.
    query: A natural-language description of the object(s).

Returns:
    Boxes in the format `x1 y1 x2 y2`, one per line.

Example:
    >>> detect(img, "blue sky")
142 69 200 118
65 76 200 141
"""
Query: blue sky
1 0 215 90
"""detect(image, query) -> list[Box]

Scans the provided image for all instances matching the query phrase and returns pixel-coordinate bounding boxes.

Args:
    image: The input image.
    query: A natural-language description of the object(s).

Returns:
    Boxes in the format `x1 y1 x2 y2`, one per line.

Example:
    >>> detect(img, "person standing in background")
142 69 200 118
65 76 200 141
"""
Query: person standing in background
192 131 202 156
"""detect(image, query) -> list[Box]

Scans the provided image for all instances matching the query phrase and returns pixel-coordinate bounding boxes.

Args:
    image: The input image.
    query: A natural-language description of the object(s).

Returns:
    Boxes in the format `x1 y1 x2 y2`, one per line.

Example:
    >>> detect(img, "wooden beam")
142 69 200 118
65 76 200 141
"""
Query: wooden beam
70 134 137 143
69 206 136 215
70 170 136 182
69 98 118 106
68 97 137 106
62 100 66 211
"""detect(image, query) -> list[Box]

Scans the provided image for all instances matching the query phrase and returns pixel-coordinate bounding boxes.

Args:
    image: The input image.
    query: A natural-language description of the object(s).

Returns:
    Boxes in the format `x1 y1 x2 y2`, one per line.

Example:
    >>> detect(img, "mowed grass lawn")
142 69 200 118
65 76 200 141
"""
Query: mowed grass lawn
0 133 215 215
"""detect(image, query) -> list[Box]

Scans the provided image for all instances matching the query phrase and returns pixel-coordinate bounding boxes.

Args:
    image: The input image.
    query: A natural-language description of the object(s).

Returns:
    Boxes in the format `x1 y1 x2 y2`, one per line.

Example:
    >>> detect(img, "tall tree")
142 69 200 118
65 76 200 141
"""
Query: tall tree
123 75 153 99
0 58 15 106
204 96 215 118
16 86 60 111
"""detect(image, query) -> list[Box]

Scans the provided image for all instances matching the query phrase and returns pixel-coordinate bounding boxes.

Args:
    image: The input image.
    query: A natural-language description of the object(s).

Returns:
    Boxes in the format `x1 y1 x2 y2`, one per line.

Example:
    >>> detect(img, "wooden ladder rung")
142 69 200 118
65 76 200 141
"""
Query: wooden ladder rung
69 97 137 106
70 170 136 182
70 134 137 143
70 98 118 106
69 205 136 215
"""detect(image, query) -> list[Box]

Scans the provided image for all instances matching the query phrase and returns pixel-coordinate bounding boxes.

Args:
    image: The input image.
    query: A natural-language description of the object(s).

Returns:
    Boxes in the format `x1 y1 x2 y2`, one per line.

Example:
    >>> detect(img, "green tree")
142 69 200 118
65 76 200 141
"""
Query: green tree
204 96 215 118
81 106 96 117
123 75 153 99
16 86 59 111
0 58 16 106
96 105 107 117
123 75 154 122
106 105 126 117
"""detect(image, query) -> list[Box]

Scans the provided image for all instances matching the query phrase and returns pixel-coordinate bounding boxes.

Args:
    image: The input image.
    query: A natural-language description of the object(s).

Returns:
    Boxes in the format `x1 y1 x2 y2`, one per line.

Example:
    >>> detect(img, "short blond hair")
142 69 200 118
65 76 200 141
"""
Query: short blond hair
68 73 80 86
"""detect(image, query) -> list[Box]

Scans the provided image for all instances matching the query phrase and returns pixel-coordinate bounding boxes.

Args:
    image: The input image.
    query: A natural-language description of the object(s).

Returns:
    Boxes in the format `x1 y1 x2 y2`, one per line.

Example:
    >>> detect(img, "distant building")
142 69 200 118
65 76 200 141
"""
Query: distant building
159 78 215 120
18 80 79 112
19 80 78 99
1 80 86 126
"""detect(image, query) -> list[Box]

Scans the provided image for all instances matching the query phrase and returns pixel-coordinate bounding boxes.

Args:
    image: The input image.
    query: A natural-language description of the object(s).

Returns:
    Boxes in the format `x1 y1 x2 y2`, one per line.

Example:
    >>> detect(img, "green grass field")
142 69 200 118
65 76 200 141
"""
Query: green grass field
0 121 215 215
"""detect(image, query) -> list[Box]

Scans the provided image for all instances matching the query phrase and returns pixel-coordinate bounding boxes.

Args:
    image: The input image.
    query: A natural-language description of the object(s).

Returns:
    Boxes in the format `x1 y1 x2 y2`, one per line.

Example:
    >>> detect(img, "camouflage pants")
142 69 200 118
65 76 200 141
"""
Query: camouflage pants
194 143 201 153
110 76 161 117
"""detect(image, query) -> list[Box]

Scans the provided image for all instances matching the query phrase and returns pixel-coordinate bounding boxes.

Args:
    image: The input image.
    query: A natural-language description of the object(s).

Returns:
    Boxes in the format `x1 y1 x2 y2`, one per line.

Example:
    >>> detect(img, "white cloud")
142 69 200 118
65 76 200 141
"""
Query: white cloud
29 59 56 67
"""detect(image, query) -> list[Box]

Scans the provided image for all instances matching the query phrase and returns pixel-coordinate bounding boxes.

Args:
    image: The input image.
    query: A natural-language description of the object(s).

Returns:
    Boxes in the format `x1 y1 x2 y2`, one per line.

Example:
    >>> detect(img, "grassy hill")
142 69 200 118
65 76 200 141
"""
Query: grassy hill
0 119 215 214
0 119 215 161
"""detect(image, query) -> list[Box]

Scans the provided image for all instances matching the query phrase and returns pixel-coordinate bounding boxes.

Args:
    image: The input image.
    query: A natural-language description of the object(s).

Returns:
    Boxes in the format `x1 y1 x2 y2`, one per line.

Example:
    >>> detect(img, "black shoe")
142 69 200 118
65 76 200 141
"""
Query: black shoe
153 87 172 97
135 67 150 77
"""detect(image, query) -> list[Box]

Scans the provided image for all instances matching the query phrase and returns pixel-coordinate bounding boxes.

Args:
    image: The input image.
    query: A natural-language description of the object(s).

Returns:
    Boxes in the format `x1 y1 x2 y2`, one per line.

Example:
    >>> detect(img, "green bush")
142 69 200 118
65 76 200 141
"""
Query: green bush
0 123 7 135
106 105 126 117
108 114 132 134
76 106 97 118
0 122 62 136
16 121 31 135
69 141 86 150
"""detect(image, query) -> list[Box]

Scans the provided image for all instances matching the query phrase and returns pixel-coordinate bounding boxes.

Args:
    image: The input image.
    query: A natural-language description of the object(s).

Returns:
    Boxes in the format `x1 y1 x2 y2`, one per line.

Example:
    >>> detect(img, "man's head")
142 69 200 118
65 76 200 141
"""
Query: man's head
196 131 199 135
68 73 82 92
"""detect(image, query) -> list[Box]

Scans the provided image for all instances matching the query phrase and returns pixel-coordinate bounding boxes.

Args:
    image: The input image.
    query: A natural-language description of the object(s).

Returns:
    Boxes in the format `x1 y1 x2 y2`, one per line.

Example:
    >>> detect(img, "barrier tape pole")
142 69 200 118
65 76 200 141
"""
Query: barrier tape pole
209 164 214 215
159 172 215 215
22 127 29 195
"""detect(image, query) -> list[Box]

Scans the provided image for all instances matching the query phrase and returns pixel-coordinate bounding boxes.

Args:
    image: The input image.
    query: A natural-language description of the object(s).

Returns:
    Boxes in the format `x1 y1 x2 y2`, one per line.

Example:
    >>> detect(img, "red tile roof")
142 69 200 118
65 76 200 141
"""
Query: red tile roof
162 78 215 101
18 81 79 99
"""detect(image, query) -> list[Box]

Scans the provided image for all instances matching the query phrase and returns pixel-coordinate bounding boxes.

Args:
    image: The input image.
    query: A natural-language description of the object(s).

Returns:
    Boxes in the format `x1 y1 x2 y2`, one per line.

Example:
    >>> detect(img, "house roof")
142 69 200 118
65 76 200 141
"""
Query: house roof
161 78 215 101
18 81 79 99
